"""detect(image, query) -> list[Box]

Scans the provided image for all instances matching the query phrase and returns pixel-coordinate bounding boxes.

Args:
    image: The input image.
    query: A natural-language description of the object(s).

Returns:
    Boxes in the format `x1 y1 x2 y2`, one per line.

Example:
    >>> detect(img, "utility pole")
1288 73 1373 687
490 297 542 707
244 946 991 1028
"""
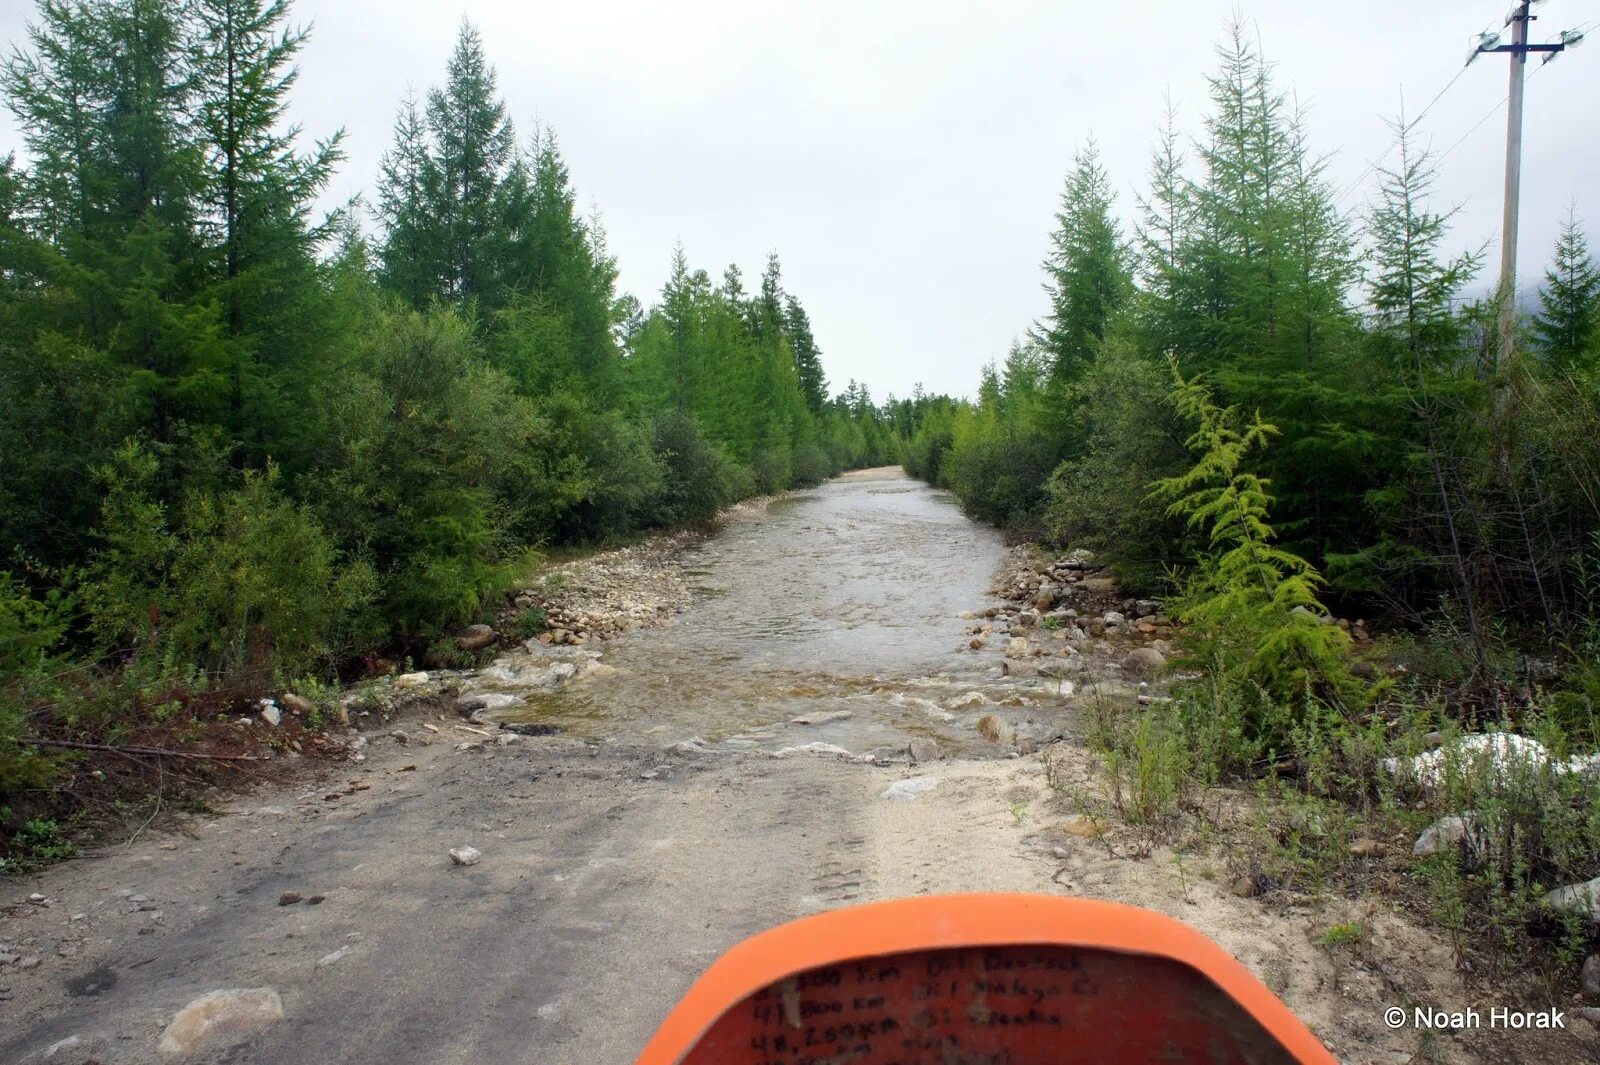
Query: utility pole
1468 2 1580 380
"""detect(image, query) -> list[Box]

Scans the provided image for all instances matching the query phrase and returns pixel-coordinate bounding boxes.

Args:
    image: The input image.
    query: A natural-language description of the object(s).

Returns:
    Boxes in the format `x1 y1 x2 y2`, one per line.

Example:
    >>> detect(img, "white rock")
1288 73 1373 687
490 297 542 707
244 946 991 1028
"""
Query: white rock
790 710 854 726
449 846 482 867
667 737 713 756
315 946 352 969
1546 876 1600 916
259 703 282 727
157 988 284 1055
43 1035 84 1059
393 671 430 688
1413 812 1482 857
1384 733 1554 788
771 742 853 759
881 777 942 801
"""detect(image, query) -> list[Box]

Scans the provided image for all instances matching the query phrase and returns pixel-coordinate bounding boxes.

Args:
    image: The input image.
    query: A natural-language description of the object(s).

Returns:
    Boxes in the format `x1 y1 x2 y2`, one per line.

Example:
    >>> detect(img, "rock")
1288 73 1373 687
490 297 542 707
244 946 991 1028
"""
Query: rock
1583 955 1600 999
278 891 302 906
880 777 941 801
42 1034 83 1059
1577 1006 1600 1027
1085 618 1108 638
259 703 282 727
667 737 712 756
1347 838 1388 857
1134 599 1162 617
449 846 482 867
456 624 497 652
393 671 430 688
1103 610 1127 626
495 733 521 746
1229 875 1259 898
1033 587 1055 612
1544 876 1600 917
976 715 1003 743
280 693 314 716
1121 647 1167 679
948 691 989 709
157 988 284 1055
1080 577 1116 593
500 722 559 737
1013 610 1038 629
1001 659 1040 678
390 729 409 745
968 638 985 650
790 710 854 726
771 742 853 759
1413 813 1482 858
19 955 42 969
907 738 943 764
315 945 353 970
1290 605 1332 624
1288 809 1326 837
455 696 488 717
1007 637 1030 656
1384 732 1574 788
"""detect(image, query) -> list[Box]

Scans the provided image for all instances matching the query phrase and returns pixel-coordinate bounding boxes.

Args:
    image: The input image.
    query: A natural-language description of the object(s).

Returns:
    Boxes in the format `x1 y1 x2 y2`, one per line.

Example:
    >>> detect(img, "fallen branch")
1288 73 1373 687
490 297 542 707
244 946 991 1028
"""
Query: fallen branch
22 738 261 762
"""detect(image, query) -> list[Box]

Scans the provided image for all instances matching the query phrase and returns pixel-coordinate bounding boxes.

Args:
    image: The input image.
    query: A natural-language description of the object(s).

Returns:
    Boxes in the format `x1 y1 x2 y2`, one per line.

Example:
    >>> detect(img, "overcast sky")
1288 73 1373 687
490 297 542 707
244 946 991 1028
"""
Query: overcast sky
3 1 1597 400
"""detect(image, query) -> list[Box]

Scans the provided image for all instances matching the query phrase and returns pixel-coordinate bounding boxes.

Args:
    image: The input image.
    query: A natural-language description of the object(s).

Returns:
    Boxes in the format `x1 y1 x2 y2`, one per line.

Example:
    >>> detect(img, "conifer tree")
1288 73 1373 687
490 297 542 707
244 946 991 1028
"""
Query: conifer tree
785 294 827 414
426 20 512 302
1034 139 1131 384
375 90 440 308
1532 208 1600 373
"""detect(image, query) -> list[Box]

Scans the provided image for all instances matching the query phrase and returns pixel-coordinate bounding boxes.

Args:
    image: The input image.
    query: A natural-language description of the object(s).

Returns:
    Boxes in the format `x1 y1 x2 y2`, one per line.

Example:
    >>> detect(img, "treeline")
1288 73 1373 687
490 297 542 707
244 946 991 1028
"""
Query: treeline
0 1 903 795
909 24 1600 704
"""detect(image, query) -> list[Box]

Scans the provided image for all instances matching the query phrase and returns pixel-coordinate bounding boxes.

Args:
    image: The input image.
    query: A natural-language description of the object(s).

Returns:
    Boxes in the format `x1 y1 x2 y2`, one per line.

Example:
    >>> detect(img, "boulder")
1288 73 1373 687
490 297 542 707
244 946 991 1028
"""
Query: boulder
1412 813 1482 858
1544 876 1600 917
1134 599 1162 617
455 624 497 652
907 738 944 764
1584 955 1600 999
449 846 483 867
1229 875 1259 898
1001 659 1040 678
157 988 284 1055
1080 577 1116 594
1121 647 1167 679
259 703 282 727
279 693 314 717
393 671 430 688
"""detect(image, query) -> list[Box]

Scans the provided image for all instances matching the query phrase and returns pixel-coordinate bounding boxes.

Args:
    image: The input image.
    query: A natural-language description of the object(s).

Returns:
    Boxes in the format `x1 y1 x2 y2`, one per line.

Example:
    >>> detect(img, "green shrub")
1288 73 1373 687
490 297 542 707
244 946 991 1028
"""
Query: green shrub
648 410 736 526
84 446 376 683
791 443 832 487
750 445 792 494
1150 367 1370 733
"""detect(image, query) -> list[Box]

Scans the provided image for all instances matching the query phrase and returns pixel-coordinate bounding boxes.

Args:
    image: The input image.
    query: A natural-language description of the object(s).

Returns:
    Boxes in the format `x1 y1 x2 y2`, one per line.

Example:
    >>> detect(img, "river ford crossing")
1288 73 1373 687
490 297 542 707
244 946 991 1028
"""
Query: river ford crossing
0 469 1567 1065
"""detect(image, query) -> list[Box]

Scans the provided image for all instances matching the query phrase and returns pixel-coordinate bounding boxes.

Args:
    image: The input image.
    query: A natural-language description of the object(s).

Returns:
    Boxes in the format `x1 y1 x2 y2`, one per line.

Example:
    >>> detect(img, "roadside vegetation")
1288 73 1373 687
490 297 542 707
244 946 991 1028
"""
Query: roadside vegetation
0 0 940 858
915 23 1600 988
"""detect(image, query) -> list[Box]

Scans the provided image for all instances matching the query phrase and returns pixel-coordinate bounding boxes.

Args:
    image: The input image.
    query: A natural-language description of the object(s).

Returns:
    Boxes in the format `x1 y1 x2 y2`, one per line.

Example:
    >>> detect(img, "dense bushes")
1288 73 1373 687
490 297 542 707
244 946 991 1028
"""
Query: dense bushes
0 2 911 817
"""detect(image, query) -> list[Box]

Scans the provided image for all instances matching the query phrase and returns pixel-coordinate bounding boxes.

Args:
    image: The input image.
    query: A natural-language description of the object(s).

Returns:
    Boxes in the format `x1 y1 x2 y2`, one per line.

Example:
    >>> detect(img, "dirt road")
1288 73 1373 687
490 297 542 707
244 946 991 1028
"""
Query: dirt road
0 470 1570 1064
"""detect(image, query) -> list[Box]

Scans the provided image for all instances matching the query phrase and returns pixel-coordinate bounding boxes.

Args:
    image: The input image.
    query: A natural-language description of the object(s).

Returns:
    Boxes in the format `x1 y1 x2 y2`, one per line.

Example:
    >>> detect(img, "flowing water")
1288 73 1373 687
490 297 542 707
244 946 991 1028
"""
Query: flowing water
483 468 1083 756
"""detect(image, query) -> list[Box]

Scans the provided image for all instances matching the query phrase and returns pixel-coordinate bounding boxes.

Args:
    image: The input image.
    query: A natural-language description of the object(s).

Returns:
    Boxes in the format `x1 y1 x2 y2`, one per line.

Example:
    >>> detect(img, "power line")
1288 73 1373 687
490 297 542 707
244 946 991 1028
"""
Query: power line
1335 62 1471 207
